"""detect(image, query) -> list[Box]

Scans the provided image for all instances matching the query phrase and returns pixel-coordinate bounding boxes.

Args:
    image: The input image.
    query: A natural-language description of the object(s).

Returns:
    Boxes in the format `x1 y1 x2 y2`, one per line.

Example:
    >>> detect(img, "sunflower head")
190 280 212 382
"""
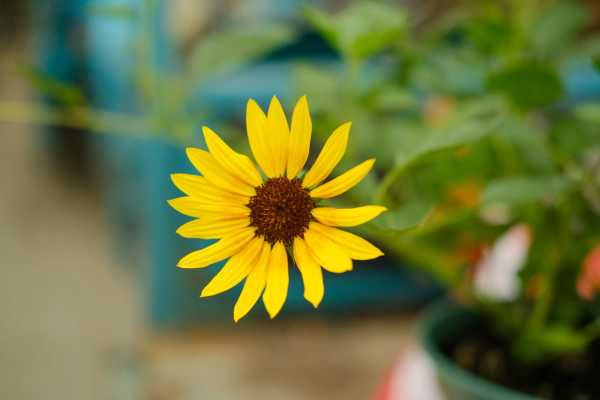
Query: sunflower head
248 177 315 246
169 96 386 321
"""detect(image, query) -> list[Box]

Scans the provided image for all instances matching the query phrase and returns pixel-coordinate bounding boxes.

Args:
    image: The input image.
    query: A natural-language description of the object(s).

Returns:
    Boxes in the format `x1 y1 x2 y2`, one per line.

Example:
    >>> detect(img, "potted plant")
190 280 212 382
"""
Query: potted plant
301 1 600 399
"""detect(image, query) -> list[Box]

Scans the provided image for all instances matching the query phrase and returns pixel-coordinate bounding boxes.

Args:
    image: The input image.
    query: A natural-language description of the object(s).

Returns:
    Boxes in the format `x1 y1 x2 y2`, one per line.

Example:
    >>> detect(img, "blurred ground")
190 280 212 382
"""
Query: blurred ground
0 43 144 399
0 44 417 400
144 316 416 400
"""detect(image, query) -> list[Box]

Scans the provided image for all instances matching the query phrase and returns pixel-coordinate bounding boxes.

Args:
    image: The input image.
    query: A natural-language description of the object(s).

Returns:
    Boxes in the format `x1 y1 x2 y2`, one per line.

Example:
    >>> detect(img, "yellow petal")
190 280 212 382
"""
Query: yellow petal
201 237 264 297
293 237 324 308
262 241 289 318
310 159 375 199
170 174 249 205
302 122 351 188
286 95 312 179
176 217 250 239
177 227 255 268
310 222 384 260
186 147 255 196
202 126 263 187
266 96 290 176
233 242 271 322
312 205 387 227
168 197 250 219
246 99 276 177
303 223 353 273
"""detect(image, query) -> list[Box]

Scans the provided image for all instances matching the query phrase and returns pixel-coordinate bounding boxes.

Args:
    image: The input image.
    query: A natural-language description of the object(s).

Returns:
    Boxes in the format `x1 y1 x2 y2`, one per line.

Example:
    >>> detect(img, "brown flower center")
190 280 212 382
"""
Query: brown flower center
247 177 315 246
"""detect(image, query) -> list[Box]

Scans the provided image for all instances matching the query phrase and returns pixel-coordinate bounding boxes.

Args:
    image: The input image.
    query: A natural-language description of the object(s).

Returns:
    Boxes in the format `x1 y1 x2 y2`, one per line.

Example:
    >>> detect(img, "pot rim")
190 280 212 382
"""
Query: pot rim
418 301 537 400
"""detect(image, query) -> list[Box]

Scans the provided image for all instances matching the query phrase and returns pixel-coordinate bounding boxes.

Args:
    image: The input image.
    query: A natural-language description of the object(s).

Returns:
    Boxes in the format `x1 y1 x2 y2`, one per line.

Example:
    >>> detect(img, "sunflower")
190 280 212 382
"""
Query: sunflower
169 96 386 321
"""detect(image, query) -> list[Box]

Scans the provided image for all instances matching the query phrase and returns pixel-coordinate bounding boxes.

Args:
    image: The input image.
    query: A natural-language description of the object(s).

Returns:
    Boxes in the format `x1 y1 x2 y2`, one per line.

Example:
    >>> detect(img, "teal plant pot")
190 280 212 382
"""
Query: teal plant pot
419 303 536 400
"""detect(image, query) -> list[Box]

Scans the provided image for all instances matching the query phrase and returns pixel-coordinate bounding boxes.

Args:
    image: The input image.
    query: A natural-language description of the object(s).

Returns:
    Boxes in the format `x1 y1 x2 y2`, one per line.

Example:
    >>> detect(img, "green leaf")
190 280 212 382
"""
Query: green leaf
514 326 587 362
574 103 600 123
371 202 433 233
482 176 571 205
413 47 488 95
303 8 339 52
371 88 416 111
486 61 564 110
528 2 588 58
375 98 506 204
549 114 600 163
20 67 85 106
305 2 407 62
186 24 294 82
567 34 600 60
394 98 505 169
594 57 600 73
498 116 555 173
293 63 340 113
466 18 512 54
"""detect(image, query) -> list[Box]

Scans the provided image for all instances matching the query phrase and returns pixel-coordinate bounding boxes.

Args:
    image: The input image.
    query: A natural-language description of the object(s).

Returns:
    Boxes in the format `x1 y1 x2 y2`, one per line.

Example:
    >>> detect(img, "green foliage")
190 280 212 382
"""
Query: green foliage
528 1 588 58
497 117 555 174
466 18 512 54
298 0 600 364
370 202 433 234
575 103 600 124
549 114 600 163
293 63 341 114
186 24 294 83
304 2 407 62
412 47 488 95
394 99 506 170
485 61 564 110
21 67 85 107
514 326 588 362
482 176 571 206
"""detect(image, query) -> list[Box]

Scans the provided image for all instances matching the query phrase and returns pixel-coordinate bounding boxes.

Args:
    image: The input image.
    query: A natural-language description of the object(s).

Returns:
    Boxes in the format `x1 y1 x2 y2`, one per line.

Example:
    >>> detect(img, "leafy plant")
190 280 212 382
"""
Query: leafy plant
299 0 600 364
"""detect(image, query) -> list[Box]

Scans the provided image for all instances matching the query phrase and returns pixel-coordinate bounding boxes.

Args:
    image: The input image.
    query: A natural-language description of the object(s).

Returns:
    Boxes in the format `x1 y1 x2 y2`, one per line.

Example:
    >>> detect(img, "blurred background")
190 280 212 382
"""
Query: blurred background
1 0 600 399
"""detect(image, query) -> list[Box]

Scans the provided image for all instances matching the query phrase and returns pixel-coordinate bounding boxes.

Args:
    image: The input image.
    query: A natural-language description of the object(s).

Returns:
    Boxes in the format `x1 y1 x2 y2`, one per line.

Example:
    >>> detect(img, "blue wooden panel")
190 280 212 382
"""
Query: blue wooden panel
32 0 92 156
84 0 146 261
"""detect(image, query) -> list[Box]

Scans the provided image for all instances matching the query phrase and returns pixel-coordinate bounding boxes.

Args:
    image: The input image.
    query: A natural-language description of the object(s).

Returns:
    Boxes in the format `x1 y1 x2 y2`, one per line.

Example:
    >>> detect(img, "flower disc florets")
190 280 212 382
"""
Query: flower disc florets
248 177 315 246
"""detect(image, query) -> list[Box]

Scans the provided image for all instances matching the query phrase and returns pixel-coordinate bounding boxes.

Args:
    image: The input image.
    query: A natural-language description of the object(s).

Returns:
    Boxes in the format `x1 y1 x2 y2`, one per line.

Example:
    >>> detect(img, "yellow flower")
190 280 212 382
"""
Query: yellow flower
169 96 386 321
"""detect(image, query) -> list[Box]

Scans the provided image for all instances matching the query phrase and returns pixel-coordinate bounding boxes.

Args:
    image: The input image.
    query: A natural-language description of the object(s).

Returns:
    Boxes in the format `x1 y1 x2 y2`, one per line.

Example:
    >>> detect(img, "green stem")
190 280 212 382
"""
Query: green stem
527 209 568 331
371 231 463 286
490 134 520 175
374 163 407 205
583 319 600 340
0 100 183 146
411 208 475 237
527 248 560 331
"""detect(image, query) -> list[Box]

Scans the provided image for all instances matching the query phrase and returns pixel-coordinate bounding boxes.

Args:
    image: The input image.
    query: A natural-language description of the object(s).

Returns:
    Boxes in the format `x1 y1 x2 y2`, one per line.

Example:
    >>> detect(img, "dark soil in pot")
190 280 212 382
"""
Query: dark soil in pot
440 318 600 400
